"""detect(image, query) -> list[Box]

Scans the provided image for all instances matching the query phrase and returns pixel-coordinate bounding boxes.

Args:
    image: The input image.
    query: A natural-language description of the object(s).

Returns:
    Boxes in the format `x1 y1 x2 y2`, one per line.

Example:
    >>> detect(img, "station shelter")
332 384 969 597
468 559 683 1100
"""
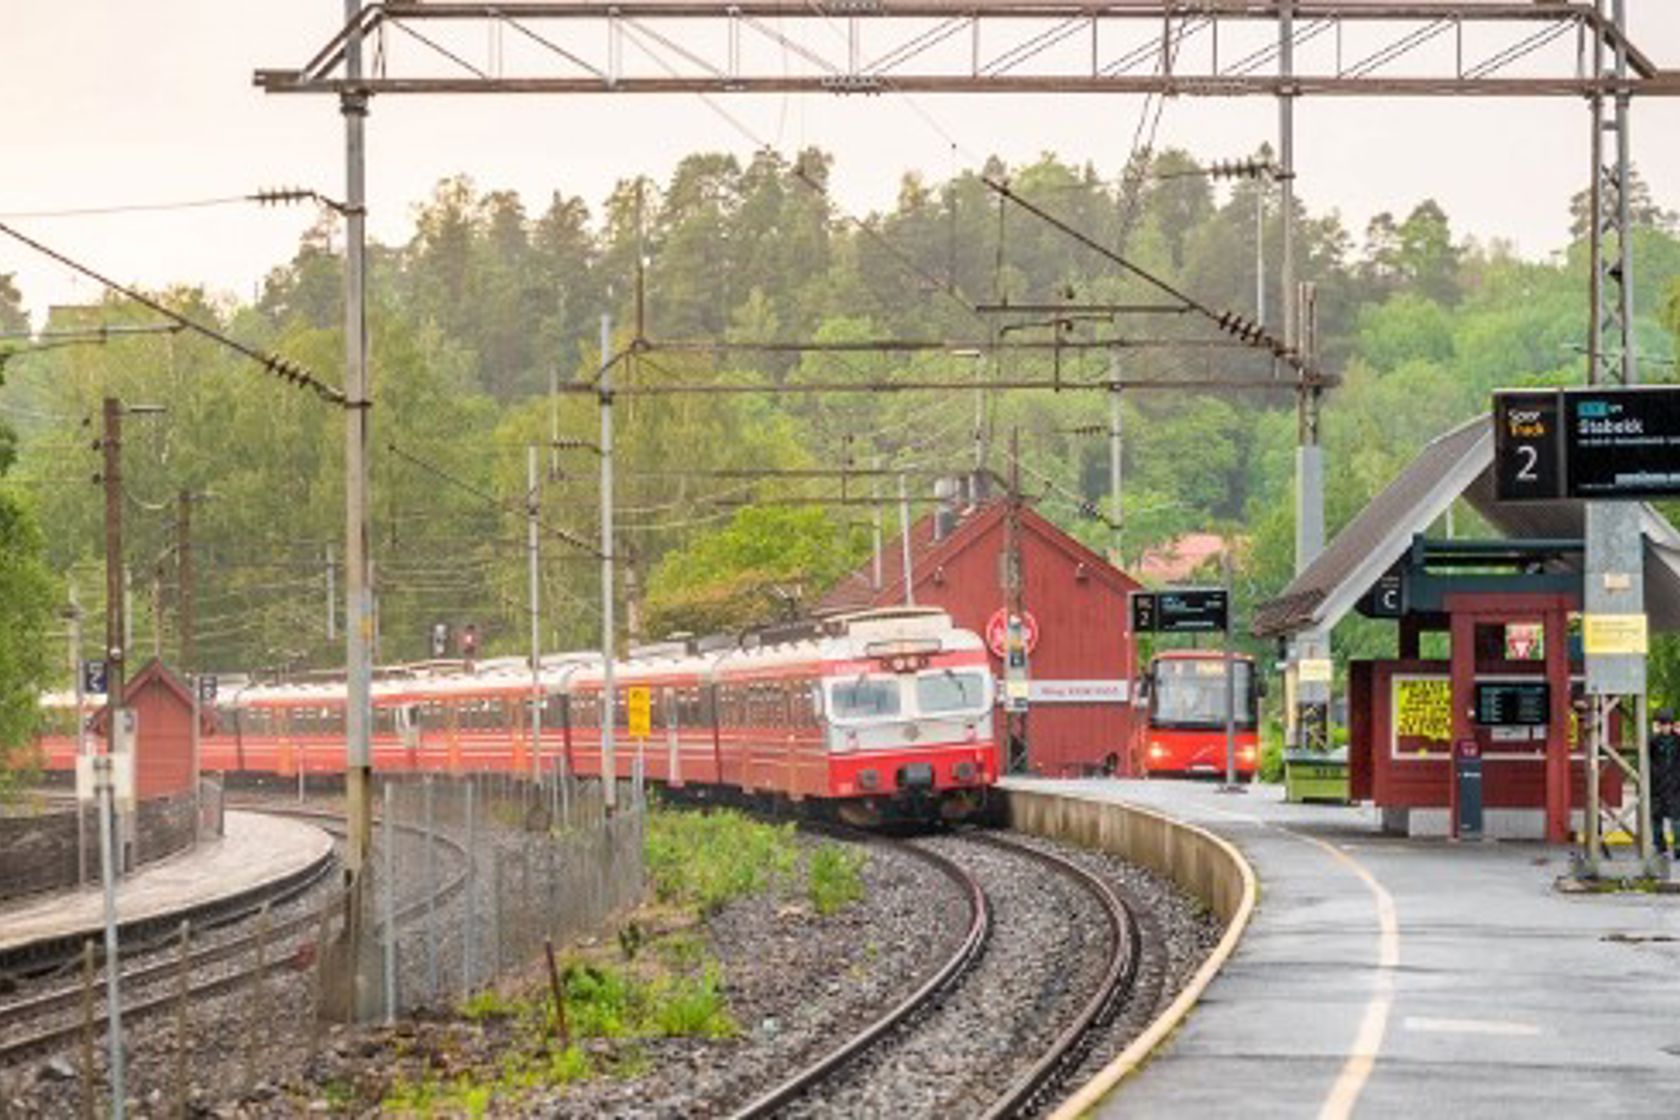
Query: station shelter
87 658 201 798
1254 415 1680 842
817 477 1143 776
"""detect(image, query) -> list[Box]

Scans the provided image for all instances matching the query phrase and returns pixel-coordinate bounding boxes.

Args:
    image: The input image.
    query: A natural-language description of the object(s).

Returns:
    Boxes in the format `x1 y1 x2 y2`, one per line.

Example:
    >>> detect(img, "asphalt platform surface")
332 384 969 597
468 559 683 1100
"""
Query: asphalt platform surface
1004 777 1680 1119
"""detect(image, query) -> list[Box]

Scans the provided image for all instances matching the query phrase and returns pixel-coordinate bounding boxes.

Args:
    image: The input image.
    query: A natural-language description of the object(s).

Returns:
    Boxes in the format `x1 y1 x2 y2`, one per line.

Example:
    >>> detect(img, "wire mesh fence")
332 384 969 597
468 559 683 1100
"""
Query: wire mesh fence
370 771 647 1018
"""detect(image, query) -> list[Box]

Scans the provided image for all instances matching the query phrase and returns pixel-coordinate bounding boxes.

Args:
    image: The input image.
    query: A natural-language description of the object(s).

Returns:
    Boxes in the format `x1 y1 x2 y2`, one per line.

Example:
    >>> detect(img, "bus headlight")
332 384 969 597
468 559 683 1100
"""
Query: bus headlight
1148 743 1168 760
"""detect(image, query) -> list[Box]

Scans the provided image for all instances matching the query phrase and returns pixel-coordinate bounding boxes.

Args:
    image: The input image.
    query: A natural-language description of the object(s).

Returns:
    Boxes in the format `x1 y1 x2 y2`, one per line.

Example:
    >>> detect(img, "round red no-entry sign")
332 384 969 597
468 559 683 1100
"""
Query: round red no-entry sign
985 608 1040 658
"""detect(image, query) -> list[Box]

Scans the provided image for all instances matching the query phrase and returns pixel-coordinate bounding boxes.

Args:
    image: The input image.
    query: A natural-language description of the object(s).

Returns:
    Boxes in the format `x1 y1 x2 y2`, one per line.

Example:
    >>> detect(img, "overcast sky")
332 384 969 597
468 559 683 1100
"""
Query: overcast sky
2 2 1677 326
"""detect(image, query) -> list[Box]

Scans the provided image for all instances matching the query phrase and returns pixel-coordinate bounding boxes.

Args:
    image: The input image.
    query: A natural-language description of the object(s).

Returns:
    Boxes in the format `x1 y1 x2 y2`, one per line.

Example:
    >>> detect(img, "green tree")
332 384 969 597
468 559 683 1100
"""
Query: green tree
0 425 55 800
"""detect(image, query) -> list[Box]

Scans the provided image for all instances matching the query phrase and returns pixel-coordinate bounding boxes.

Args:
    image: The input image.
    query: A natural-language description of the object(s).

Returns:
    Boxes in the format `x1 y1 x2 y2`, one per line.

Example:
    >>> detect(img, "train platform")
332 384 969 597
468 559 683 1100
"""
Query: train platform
0 810 334 965
1005 777 1680 1118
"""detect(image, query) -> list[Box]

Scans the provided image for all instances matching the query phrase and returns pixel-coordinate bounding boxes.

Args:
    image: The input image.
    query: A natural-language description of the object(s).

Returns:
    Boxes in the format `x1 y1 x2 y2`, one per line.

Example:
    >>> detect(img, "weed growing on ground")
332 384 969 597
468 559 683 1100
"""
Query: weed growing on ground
807 842 866 915
644 806 799 915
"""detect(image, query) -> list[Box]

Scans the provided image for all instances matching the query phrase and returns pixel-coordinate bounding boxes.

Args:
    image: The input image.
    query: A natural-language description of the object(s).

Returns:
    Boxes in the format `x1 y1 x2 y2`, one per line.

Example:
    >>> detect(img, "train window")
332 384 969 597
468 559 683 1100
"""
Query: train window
916 671 989 715
420 701 448 731
373 705 397 735
829 678 902 720
323 706 346 735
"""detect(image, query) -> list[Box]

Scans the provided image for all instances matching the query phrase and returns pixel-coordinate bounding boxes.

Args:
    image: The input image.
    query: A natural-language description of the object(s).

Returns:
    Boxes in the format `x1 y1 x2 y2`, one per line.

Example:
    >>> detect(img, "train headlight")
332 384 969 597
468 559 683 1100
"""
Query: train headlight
840 730 860 753
954 761 977 783
964 722 978 743
858 768 880 791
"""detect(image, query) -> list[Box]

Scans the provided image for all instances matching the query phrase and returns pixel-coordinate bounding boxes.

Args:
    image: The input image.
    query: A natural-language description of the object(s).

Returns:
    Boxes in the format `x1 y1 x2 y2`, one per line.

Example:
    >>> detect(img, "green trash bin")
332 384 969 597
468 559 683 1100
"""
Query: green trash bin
1284 749 1349 804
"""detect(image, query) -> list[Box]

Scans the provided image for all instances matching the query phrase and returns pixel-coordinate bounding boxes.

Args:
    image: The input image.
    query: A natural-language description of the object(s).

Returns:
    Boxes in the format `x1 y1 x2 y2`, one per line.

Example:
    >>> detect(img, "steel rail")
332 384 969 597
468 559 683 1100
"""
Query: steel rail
727 832 992 1119
0 806 468 1066
967 831 1142 1120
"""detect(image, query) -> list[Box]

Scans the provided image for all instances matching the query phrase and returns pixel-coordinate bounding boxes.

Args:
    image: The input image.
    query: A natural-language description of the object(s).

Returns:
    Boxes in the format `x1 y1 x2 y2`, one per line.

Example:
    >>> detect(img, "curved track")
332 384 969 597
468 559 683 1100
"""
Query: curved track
0 806 467 1067
731 828 1142 1120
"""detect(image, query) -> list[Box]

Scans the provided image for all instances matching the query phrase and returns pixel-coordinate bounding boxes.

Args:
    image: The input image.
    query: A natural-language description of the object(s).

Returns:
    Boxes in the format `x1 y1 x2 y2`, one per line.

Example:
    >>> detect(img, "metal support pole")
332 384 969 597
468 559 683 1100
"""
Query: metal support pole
600 312 617 812
1222 549 1240 791
341 0 375 1012
325 544 336 643
872 459 884 593
1108 377 1123 565
1256 180 1267 328
1006 428 1027 773
96 757 125 1119
102 398 124 726
898 474 914 606
424 775 438 1002
382 780 396 1022
528 445 543 781
463 778 477 993
69 585 88 886
177 490 193 673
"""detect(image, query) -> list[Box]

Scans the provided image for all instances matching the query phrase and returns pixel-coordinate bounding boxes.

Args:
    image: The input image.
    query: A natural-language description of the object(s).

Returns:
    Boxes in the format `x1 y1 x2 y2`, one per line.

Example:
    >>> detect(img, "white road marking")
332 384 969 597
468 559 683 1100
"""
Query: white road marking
1404 1016 1541 1037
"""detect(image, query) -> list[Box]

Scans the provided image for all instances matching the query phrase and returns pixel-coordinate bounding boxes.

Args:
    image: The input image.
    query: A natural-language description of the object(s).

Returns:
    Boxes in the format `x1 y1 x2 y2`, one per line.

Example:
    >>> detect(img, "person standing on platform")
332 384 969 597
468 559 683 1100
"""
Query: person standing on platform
1651 709 1680 858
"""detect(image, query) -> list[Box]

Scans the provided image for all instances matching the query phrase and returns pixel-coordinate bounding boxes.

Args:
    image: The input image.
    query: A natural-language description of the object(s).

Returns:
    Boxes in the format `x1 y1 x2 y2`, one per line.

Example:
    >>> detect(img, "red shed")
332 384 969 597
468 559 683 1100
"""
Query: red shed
90 659 198 798
818 493 1143 776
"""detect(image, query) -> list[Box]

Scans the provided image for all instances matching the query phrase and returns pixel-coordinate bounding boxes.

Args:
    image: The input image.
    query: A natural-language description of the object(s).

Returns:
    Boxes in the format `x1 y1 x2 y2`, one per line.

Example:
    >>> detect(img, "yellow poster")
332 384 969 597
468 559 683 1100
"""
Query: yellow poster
1395 678 1452 744
1582 614 1648 656
627 686 652 739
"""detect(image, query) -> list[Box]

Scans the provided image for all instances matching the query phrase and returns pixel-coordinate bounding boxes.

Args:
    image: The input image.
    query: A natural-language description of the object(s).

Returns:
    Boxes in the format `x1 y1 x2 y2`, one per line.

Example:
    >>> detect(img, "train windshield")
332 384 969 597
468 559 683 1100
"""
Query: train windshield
1151 658 1256 729
829 677 903 720
915 670 989 715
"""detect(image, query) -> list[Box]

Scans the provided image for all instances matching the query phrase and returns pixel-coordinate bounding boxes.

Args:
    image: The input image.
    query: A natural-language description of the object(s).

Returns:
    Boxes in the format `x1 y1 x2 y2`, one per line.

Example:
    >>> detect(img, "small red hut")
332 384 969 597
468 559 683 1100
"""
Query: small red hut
818 489 1142 776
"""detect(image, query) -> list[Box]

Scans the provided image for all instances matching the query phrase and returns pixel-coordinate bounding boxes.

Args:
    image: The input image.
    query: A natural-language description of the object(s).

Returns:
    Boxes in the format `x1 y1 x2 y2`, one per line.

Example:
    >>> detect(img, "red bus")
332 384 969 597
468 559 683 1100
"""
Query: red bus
1140 650 1260 778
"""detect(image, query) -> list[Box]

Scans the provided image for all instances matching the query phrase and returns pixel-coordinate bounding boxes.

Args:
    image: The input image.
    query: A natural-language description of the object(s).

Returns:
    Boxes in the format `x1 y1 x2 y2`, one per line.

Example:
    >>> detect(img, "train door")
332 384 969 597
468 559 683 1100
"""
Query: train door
395 702 423 770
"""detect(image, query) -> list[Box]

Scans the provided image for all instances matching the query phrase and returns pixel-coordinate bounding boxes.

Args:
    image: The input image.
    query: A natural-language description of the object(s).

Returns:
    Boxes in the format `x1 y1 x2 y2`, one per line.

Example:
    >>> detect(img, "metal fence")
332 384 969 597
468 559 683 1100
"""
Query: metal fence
370 772 646 1018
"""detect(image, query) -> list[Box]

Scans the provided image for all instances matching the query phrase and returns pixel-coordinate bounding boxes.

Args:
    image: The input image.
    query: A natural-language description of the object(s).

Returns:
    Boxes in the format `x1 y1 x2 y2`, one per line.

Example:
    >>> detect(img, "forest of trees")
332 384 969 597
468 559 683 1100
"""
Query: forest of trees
1 145 1678 721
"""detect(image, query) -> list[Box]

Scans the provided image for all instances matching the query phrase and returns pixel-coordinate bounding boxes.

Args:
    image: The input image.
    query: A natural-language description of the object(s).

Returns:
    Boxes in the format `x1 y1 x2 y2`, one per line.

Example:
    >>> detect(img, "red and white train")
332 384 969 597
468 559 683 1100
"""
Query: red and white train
38 608 998 825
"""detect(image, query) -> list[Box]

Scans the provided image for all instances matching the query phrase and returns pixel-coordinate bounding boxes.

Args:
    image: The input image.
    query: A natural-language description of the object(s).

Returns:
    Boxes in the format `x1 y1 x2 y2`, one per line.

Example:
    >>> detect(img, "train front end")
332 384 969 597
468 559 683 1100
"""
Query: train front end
819 611 996 826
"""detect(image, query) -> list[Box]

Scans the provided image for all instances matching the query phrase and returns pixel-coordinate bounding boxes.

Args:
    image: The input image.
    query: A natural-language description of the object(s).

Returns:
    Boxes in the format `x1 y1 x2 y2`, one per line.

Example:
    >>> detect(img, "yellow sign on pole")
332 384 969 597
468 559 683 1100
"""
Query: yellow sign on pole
1583 613 1648 656
1298 658 1334 685
627 686 653 739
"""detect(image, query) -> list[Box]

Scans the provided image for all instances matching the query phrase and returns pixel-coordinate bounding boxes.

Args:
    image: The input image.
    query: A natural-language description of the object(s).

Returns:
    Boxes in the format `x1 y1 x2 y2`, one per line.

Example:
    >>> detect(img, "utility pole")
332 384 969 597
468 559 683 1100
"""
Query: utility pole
599 311 617 812
325 544 336 642
340 0 375 1011
177 490 193 673
1582 0 1653 875
527 444 543 781
1108 368 1124 566
67 584 88 886
897 473 914 606
872 457 884 593
101 398 125 721
1005 427 1027 773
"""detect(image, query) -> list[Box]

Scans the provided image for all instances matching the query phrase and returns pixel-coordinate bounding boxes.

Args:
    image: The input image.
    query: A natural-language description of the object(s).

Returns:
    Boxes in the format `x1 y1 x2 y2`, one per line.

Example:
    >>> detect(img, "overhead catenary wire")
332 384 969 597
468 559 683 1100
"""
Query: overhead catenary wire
0 221 347 406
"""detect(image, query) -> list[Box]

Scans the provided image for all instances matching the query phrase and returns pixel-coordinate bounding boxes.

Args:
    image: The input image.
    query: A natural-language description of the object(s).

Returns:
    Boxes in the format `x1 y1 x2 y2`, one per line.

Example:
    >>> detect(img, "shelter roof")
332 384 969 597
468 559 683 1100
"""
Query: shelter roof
1252 414 1680 638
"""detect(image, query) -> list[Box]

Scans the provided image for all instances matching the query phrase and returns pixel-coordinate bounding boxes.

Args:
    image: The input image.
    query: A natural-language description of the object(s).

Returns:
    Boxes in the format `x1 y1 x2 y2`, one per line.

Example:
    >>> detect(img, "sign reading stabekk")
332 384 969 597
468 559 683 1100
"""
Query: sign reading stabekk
1495 386 1680 501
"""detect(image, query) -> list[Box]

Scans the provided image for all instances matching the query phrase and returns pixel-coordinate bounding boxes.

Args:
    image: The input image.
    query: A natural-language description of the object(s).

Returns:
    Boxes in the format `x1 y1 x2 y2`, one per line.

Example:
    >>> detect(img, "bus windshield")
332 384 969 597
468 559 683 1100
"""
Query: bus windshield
915 670 989 715
1151 658 1256 729
829 677 903 720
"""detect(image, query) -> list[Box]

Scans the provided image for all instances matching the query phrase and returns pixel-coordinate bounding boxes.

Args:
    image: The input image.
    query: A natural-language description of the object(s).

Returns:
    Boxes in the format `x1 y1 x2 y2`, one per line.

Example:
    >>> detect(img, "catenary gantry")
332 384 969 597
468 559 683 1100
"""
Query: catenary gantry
255 2 1680 98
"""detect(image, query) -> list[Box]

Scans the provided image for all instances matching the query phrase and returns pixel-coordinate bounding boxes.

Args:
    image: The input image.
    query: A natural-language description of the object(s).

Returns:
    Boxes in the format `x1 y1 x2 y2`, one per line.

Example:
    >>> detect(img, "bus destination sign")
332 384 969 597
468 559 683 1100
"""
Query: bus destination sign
1495 386 1680 501
1130 589 1228 634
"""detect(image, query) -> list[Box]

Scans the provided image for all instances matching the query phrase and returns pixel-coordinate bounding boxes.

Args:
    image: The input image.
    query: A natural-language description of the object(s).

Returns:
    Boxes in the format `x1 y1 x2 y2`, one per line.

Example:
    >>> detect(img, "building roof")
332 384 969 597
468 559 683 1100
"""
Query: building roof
816 496 1139 615
1135 532 1239 586
1252 413 1680 638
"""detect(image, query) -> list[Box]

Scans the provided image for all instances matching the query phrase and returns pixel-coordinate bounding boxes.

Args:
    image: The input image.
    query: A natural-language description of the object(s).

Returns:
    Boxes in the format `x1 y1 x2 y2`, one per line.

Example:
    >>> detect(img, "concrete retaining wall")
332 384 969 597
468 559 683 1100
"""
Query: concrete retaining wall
0 790 202 903
1003 786 1248 924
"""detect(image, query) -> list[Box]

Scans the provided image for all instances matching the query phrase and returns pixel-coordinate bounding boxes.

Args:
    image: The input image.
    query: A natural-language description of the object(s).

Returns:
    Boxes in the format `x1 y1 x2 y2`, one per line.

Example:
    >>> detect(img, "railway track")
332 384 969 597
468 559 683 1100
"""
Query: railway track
0 807 468 1068
731 828 1142 1120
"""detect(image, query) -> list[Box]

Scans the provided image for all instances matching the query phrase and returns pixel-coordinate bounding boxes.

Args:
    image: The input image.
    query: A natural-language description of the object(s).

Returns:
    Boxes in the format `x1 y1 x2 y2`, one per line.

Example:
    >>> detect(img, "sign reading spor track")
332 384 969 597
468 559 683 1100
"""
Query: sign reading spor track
1495 386 1680 501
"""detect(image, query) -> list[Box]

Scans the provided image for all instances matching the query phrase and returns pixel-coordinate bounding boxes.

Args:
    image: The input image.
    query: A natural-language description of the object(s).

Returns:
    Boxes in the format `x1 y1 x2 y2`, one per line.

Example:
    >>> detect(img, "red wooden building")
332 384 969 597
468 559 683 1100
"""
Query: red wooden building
90 659 199 798
817 489 1143 776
